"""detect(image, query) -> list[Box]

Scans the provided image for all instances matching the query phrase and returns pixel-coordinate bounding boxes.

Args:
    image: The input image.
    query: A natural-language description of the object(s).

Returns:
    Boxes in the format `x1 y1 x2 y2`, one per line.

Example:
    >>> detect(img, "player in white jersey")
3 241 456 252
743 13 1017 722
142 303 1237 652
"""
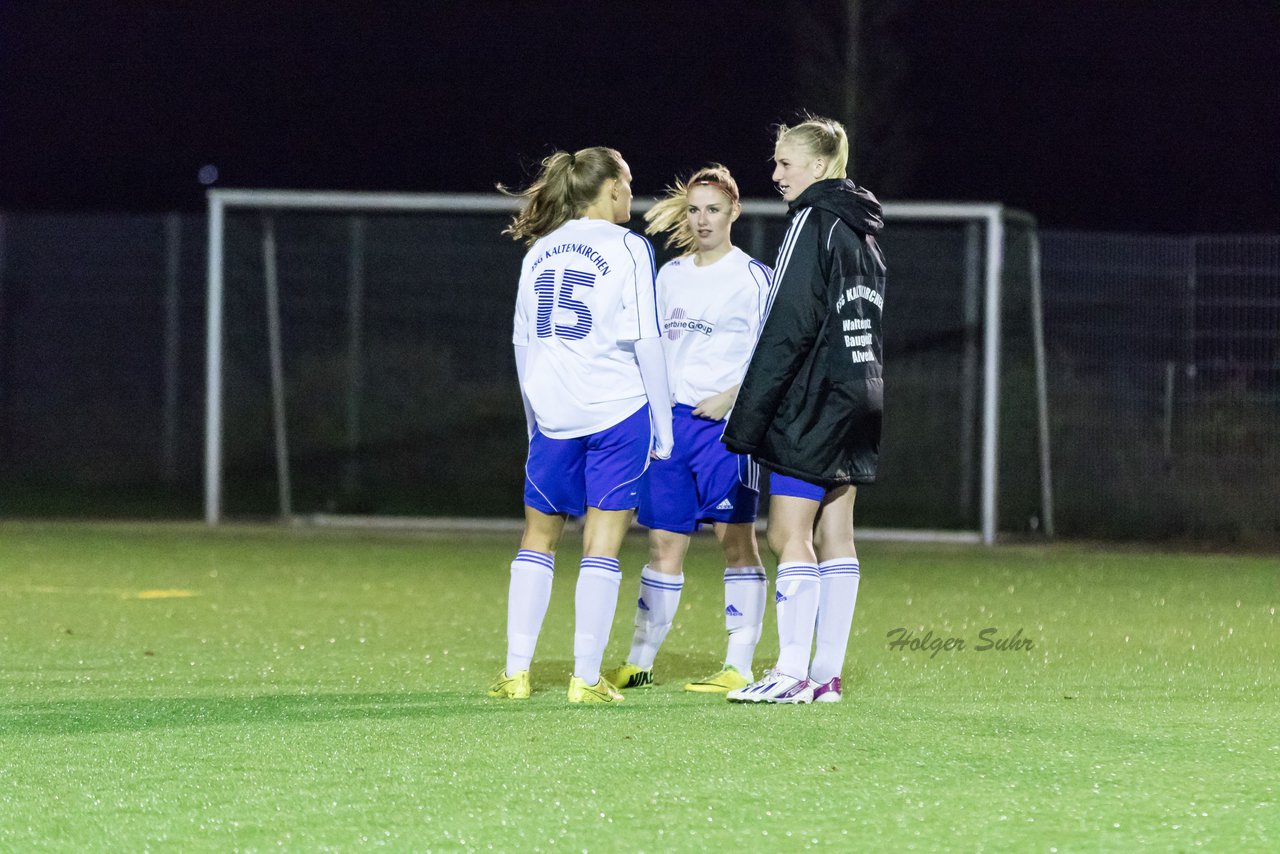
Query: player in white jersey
601 165 773 695
489 147 674 705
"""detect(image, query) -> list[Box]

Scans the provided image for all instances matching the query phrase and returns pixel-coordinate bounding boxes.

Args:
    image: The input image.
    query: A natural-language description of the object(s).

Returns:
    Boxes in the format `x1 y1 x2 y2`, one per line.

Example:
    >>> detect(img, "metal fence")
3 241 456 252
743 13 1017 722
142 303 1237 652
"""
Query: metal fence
0 210 1276 541
1039 232 1280 540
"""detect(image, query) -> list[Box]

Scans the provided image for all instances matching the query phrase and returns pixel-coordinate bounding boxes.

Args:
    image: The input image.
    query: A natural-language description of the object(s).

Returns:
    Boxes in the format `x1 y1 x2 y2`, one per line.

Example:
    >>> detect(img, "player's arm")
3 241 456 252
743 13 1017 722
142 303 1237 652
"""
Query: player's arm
722 215 825 454
621 231 673 459
512 344 535 439
512 266 536 439
634 338 673 459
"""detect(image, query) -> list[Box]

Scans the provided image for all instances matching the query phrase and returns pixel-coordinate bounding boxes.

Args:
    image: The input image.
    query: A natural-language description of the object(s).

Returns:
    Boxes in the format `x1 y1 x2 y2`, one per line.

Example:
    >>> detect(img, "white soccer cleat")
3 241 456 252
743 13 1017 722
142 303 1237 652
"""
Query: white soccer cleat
811 676 842 703
726 669 814 704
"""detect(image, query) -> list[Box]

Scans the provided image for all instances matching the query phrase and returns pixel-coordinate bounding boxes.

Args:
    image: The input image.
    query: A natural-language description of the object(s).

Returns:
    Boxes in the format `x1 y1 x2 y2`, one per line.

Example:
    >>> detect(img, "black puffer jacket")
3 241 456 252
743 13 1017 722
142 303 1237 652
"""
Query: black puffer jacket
722 179 886 486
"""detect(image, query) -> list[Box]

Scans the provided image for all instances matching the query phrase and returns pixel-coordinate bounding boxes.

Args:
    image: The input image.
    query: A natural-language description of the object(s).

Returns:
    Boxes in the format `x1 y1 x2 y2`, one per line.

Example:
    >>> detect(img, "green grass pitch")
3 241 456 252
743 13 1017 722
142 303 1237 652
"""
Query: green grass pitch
1 522 1275 850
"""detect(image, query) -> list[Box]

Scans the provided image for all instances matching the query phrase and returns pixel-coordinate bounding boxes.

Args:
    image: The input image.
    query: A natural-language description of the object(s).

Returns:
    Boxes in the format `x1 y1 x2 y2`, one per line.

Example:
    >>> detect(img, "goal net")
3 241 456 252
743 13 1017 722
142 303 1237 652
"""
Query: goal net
204 190 1050 544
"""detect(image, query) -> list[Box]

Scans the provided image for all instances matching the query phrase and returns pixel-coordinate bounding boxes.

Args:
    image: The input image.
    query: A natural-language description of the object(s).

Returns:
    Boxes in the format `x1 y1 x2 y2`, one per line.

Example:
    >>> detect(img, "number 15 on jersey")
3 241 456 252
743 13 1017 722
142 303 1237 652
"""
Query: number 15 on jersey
533 268 595 341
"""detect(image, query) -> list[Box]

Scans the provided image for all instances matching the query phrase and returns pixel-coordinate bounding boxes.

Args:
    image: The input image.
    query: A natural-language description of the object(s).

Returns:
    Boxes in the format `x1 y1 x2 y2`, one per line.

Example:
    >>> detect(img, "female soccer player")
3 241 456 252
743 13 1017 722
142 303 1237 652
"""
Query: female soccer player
722 115 887 704
602 165 772 695
488 147 674 704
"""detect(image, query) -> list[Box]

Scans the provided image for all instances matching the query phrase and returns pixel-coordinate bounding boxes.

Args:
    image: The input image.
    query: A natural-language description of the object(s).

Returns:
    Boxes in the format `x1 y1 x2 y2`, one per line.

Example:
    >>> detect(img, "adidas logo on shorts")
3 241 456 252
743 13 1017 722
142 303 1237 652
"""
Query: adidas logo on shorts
716 498 734 510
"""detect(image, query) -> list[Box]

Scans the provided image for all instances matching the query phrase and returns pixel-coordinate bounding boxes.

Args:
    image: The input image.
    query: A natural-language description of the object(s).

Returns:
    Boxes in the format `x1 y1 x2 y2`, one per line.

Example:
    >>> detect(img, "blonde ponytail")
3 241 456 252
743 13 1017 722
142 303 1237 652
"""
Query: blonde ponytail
501 147 624 245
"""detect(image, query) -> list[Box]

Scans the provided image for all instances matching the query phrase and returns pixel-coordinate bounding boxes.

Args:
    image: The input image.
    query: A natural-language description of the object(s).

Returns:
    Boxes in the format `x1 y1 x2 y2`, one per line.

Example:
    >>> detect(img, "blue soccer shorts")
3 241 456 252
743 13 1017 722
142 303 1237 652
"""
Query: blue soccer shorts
769 471 827 503
638 404 759 534
524 403 652 517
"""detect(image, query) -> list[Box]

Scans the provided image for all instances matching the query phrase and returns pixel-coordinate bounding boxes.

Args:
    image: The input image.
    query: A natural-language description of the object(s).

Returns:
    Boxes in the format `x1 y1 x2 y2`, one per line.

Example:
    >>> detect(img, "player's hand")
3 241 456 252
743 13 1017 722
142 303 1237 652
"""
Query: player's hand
650 434 674 461
692 389 736 421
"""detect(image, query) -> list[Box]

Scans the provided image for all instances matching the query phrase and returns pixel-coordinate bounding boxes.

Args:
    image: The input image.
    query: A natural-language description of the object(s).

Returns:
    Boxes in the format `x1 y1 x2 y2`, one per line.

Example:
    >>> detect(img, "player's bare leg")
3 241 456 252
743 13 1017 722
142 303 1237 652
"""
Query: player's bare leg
649 528 691 574
812 486 856 564
767 495 820 565
579 507 635 559
520 505 568 554
715 520 763 567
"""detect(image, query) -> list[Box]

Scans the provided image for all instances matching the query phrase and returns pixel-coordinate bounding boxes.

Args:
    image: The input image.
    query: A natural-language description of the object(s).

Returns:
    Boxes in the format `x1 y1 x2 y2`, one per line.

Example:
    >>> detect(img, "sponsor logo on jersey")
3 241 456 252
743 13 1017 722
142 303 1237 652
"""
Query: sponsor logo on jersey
663 306 715 340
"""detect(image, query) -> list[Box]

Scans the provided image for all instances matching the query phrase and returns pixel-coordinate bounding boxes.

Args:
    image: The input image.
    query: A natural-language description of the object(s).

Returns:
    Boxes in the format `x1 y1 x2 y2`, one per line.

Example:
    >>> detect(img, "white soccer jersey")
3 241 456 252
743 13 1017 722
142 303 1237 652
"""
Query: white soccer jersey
656 246 771 406
512 218 661 438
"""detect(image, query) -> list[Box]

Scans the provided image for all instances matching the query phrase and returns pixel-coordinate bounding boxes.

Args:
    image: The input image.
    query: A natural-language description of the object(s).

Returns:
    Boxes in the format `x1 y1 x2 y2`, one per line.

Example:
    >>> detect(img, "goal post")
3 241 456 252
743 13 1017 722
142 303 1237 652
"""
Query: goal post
204 190 1052 544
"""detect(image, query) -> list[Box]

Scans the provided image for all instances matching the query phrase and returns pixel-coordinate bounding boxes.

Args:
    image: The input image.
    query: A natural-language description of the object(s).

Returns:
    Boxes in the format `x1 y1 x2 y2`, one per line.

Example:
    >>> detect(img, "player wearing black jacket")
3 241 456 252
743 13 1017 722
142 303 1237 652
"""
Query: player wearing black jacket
722 179 885 484
721 115 884 706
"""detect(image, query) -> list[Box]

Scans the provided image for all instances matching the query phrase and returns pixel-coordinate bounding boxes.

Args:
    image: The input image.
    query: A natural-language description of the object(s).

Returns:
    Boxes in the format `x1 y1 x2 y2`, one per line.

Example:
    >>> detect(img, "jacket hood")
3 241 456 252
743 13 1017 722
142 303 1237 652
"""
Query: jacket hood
791 179 883 236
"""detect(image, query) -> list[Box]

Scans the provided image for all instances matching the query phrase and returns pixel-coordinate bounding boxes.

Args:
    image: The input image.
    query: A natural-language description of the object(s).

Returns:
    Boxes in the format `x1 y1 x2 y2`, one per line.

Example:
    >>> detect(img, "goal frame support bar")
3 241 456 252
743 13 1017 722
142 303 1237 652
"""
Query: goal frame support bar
205 190 1050 545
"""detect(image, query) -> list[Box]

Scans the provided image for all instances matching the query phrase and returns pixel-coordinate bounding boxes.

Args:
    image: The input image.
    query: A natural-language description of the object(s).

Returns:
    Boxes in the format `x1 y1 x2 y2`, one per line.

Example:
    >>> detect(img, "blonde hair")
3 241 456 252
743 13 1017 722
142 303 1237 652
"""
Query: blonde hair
776 113 849 180
500 147 625 246
643 164 740 253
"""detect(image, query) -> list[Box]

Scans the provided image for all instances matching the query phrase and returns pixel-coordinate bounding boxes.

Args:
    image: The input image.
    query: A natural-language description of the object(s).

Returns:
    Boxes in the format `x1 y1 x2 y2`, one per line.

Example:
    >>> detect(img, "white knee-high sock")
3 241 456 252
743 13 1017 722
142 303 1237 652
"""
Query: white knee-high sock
625 565 683 669
505 549 555 675
810 558 861 683
723 565 767 674
573 556 622 685
773 561 820 678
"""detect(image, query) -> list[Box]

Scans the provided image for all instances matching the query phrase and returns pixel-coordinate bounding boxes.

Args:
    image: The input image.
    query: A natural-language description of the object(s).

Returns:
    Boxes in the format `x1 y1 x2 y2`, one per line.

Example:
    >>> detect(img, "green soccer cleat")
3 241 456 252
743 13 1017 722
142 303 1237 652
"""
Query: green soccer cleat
488 669 531 699
602 662 654 690
567 675 624 704
684 665 752 693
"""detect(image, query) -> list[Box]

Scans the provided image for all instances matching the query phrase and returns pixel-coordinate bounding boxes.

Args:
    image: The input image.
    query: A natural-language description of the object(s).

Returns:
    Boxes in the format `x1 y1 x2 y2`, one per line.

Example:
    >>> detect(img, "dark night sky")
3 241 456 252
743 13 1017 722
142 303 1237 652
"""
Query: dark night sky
2 0 1277 232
